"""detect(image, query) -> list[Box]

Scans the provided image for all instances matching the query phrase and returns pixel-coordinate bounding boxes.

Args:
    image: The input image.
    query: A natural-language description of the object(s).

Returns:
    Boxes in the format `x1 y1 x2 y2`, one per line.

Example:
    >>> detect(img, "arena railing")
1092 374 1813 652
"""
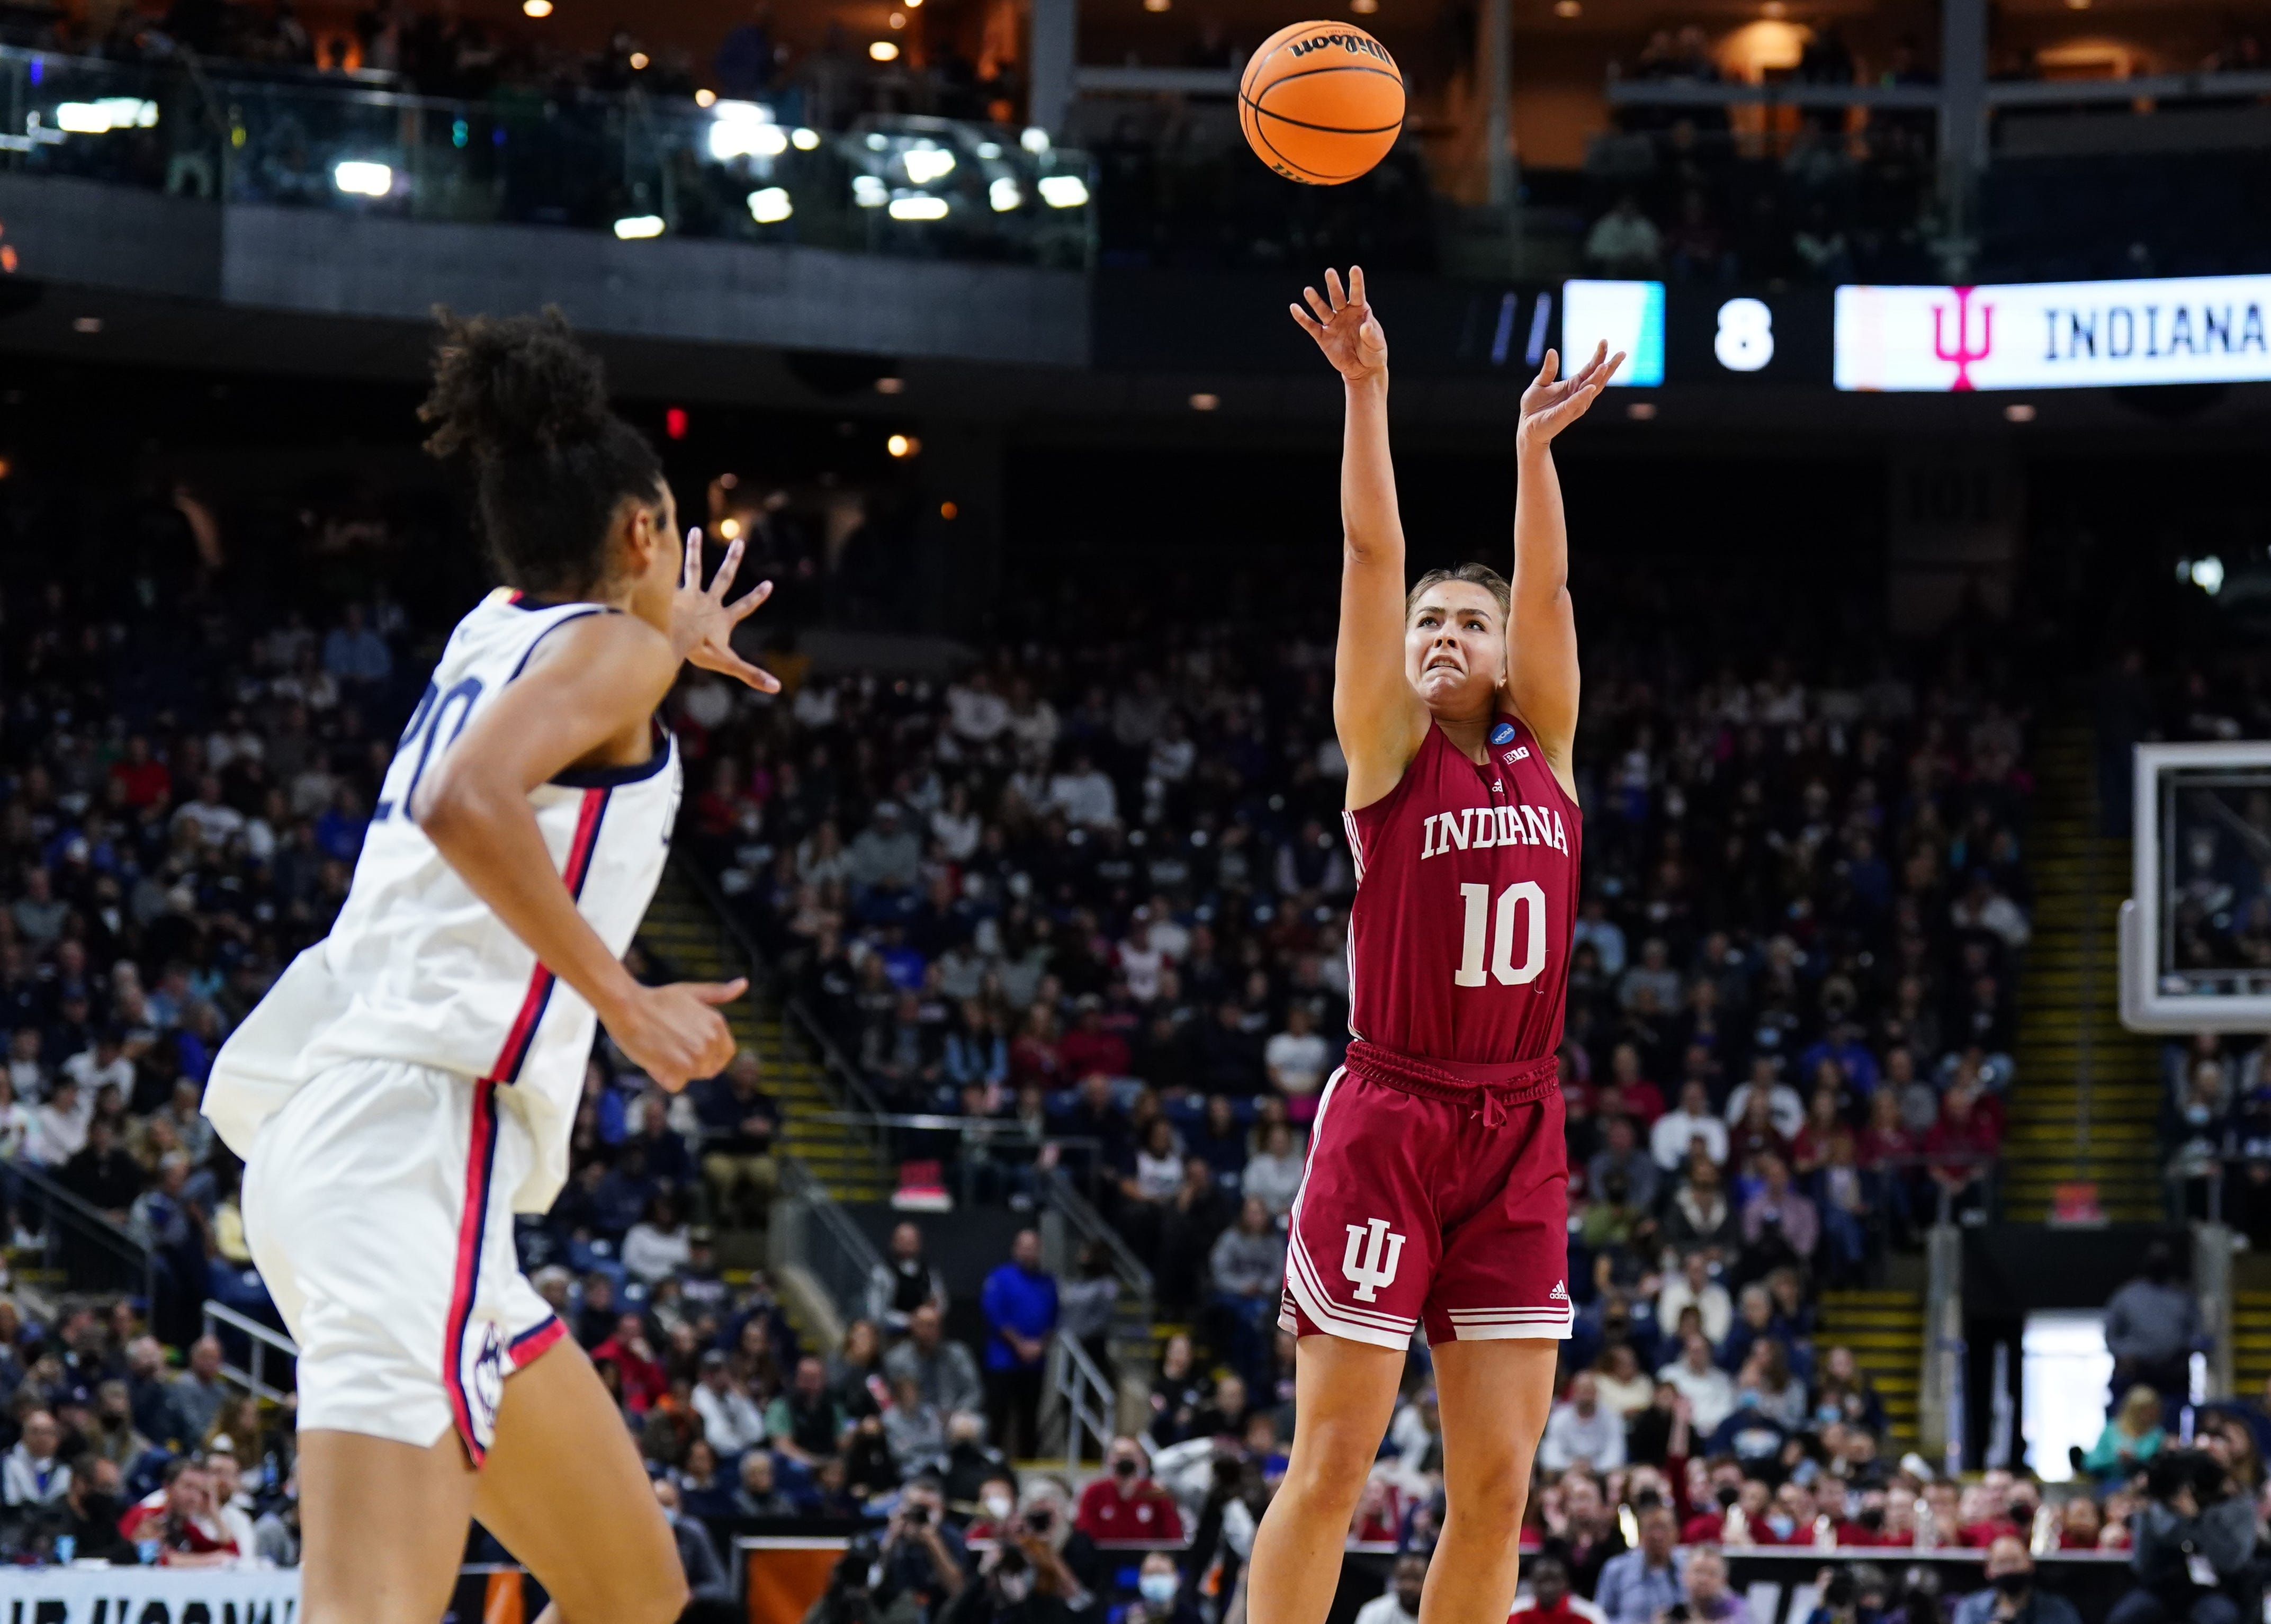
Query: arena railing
200 1298 299 1405
0 44 1096 268
0 1155 156 1306
772 1156 886 1345
1043 1326 1117 1469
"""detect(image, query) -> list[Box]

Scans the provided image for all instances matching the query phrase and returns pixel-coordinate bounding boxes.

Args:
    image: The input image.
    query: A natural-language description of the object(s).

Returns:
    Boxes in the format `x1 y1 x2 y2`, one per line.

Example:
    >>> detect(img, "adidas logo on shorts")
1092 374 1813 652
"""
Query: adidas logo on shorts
1549 1281 1569 1302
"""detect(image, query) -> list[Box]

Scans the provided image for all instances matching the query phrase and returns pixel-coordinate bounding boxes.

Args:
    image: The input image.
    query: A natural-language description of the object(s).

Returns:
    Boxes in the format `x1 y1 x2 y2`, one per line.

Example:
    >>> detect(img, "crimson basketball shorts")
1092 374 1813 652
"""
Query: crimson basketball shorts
1279 1045 1572 1349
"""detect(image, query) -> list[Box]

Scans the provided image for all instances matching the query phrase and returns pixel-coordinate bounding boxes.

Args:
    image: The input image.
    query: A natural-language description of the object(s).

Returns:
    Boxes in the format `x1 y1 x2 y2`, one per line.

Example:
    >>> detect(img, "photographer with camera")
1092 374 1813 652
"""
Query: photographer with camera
878 1476 971 1622
940 1530 1081 1624
2109 1449 2259 1624
806 1541 888 1624
1951 1536 2083 1624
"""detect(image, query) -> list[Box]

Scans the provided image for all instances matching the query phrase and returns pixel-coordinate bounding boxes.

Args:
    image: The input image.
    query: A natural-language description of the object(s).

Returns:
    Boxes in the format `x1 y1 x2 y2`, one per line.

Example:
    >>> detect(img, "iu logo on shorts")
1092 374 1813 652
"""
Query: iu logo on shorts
1342 1217 1407 1302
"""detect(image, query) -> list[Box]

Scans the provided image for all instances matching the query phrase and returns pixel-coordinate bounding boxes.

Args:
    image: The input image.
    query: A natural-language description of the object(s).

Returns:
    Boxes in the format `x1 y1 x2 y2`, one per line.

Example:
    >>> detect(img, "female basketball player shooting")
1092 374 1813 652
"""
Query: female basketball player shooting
204 313 776 1624
1251 268 1620 1624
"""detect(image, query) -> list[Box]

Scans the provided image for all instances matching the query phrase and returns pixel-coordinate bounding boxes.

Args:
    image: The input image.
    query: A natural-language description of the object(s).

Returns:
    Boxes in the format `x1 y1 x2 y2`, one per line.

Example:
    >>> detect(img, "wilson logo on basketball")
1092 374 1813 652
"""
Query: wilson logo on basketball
1289 32 1393 61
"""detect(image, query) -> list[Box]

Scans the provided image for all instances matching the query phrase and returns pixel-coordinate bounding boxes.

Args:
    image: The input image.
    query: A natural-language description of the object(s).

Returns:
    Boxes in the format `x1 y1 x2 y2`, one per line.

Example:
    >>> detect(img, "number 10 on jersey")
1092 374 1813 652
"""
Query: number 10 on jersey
1455 881 1548 987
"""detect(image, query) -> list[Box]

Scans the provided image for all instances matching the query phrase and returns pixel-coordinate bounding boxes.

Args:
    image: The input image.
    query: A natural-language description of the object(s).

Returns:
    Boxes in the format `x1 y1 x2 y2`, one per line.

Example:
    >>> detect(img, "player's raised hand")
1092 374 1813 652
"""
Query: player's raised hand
674 526 782 693
1291 266 1388 385
1516 340 1623 457
606 976 747 1091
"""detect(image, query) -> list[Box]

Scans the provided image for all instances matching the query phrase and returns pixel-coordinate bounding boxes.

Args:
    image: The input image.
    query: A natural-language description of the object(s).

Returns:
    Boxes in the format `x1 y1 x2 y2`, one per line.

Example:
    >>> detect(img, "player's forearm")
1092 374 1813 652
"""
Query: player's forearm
420 774 643 1025
1512 442 1570 600
1340 372 1405 566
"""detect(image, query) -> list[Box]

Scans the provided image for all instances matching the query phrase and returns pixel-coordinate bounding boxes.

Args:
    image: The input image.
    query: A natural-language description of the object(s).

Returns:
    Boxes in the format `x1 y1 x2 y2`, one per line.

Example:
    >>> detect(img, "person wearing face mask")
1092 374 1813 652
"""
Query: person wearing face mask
35 1455 139 1564
1951 1537 2082 1624
1127 1551 1203 1624
968 1473 1022 1542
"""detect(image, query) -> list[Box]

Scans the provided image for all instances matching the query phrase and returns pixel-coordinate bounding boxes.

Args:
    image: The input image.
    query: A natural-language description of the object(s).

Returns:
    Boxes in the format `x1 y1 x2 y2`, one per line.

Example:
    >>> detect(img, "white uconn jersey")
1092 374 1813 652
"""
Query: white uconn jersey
205 589 681 1213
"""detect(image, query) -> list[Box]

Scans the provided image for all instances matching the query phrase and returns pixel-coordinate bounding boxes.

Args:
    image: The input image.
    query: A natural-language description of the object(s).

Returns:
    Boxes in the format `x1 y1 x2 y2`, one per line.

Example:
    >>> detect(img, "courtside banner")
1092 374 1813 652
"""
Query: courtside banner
0 1565 301 1620
1835 275 2271 391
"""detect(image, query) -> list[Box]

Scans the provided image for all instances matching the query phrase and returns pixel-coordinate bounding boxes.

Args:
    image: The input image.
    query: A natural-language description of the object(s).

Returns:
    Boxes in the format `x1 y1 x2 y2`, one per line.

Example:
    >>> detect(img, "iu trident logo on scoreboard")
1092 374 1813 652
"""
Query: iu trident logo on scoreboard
1342 1217 1407 1302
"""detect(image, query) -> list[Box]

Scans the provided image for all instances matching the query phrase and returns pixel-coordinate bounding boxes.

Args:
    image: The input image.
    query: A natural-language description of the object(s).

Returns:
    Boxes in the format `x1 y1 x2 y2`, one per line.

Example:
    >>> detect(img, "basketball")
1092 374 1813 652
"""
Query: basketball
1240 21 1406 186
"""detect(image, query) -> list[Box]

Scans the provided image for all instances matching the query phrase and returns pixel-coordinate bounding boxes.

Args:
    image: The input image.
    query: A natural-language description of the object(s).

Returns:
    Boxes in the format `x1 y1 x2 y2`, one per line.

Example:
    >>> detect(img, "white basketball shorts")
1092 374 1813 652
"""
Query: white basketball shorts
240 1057 563 1464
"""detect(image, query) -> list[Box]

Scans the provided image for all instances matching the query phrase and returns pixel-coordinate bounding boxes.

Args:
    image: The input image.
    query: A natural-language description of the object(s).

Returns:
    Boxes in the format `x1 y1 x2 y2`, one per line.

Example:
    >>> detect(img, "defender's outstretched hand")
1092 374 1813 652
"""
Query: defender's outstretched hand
1516 341 1624 457
1291 266 1388 385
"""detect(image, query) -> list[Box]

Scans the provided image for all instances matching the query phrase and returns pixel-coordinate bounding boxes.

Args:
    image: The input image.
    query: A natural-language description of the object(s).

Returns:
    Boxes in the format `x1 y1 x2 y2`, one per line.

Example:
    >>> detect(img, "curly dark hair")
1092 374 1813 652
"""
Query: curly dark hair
419 307 665 596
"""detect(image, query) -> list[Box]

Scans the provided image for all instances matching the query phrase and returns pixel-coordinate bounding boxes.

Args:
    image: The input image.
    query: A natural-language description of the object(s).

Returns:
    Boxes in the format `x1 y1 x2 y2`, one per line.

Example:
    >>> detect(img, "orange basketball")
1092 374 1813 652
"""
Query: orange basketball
1240 21 1405 186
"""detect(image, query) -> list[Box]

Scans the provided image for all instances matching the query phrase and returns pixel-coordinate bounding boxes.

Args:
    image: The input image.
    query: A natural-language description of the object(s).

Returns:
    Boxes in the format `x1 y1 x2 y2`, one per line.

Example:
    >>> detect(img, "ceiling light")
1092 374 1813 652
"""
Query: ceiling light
1761 1 1786 14
887 434 921 458
940 501 958 519
629 51 649 69
1021 128 1051 154
1554 1 1581 15
1351 0 1377 12
695 88 716 106
791 127 821 149
2004 402 2037 423
903 146 955 183
1037 174 1089 208
612 213 666 239
888 194 948 219
870 40 899 60
852 175 888 207
876 377 906 394
1145 0 1171 11
522 0 551 15
890 11 907 25
747 186 792 223
71 316 102 334
989 176 1022 211
1189 392 1219 411
718 516 743 540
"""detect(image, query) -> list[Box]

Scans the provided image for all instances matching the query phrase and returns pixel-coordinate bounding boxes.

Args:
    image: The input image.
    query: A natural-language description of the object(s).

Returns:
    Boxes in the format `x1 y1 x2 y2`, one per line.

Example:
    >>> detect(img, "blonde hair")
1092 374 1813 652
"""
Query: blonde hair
1405 563 1511 621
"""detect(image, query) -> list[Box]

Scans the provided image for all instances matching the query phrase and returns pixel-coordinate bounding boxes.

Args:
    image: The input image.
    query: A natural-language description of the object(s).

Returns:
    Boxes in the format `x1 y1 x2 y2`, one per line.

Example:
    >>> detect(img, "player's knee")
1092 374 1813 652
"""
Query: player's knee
1446 1466 1528 1530
1285 1423 1383 1505
591 1565 689 1624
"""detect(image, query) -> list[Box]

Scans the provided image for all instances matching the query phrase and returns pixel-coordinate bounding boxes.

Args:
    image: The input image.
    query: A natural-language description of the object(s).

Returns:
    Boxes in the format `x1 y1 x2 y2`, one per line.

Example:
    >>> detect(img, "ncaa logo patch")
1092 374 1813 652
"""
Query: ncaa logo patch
1489 722 1515 745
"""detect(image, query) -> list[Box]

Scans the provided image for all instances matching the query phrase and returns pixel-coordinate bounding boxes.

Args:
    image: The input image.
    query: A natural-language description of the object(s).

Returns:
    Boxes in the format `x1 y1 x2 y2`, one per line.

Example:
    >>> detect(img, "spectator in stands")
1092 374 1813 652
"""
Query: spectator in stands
734 1449 797 1517
168 1338 229 1445
654 1477 736 1605
1595 1503 1683 1624
693 1349 768 1456
1653 1082 1728 1171
1125 1550 1202 1624
2105 1245 2206 1411
1209 1197 1286 1387
1540 1374 1627 1472
2087 1387 2169 1482
1512 1554 1604 1624
2 1410 69 1513
885 1304 984 1419
980 1228 1058 1460
769 1355 849 1466
1243 1120 1305 1217
869 1222 949 1336
1357 1551 1430 1624
1074 1437 1183 1543
1658 1331 1736 1436
1584 196 1665 277
39 1456 138 1564
1679 1548 1748 1624
696 1049 779 1230
1953 1535 2081 1624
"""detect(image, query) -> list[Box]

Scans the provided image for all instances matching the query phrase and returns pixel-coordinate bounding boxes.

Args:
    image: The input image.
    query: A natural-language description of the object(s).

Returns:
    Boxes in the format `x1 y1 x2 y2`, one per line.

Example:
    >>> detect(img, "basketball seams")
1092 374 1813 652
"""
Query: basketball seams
1241 96 1404 138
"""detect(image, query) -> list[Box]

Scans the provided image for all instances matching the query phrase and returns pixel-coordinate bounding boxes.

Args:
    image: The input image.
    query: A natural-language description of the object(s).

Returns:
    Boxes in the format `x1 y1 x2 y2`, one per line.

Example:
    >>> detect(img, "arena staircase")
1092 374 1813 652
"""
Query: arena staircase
635 864 888 1210
2232 1288 2271 1404
2000 719 2163 1224
1817 1287 1922 1448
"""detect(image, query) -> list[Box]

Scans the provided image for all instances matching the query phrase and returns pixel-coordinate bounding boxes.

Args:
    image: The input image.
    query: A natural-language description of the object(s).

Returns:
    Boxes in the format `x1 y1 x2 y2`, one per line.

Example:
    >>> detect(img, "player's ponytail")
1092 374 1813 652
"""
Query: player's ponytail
420 307 665 597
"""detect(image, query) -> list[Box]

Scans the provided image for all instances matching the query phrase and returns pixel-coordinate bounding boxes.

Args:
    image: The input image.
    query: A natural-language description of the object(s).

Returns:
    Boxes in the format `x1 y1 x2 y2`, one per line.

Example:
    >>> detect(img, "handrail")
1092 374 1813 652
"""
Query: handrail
1 1154 156 1302
674 859 897 1150
1038 1167 1154 1327
201 1299 298 1404
1045 1328 1116 1469
776 1156 887 1331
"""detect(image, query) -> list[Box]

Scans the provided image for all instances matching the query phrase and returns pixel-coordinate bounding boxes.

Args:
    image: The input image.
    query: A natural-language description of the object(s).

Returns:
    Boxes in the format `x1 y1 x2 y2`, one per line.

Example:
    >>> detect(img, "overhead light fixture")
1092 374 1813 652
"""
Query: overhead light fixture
1351 0 1376 12
876 376 906 394
887 434 921 458
791 127 821 149
522 0 551 15
852 175 888 207
888 194 948 219
629 51 650 69
710 102 788 159
53 98 156 133
2004 402 2037 423
613 213 666 238
1021 128 1051 154
989 176 1022 211
332 159 392 196
1554 1 1581 15
747 186 792 223
870 40 899 60
718 516 743 540
71 316 102 334
695 88 717 107
1037 174 1089 208
1145 0 1171 11
1189 392 1220 411
890 11 907 25
940 501 958 519
719 472 740 489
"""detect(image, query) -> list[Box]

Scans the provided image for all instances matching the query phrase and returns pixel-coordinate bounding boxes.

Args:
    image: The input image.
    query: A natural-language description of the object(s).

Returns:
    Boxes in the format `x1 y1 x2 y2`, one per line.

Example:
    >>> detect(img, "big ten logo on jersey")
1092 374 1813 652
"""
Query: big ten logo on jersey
1418 801 1569 860
1489 720 1531 765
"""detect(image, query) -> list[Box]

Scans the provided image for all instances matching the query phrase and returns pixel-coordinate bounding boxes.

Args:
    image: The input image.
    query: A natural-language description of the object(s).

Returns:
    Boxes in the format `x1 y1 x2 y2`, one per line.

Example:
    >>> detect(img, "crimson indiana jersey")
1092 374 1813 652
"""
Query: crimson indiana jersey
1340 711 1582 1066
